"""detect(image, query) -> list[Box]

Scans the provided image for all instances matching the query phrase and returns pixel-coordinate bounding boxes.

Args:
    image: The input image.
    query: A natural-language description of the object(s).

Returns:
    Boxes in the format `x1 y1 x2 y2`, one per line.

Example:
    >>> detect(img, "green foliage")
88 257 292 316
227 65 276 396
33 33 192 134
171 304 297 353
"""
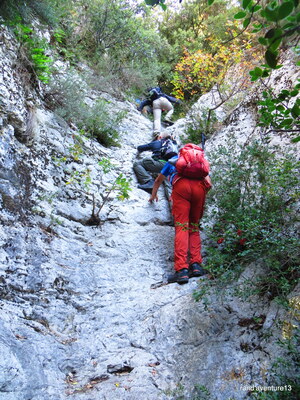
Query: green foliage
68 0 170 93
1 0 170 94
205 0 300 141
47 72 125 147
114 173 132 201
66 168 92 191
52 28 65 44
236 0 300 139
159 0 238 55
258 85 300 140
90 171 132 225
98 158 114 173
0 0 73 31
183 109 217 143
157 0 240 94
54 133 131 225
160 1 252 100
193 385 211 400
145 0 167 11
232 0 299 71
0 0 58 25
79 99 126 147
13 23 53 83
252 327 300 399
197 140 299 301
164 383 212 400
0 1 79 79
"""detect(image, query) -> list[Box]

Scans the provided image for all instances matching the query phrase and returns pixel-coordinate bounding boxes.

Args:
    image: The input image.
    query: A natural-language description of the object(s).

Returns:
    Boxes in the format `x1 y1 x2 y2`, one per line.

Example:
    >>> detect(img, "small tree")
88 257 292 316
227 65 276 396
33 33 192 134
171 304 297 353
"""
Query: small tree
54 134 132 226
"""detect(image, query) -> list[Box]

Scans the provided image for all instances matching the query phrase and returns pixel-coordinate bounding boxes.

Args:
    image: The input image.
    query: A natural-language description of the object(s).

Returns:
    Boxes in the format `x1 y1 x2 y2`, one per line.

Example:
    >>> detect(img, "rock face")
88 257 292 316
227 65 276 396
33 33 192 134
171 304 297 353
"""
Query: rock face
0 24 299 400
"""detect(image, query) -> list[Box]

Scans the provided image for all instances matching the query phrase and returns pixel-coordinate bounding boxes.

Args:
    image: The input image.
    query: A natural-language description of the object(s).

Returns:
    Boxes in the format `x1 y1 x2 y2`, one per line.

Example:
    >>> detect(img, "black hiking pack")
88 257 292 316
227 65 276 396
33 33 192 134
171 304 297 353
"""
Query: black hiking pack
160 138 178 161
148 86 163 101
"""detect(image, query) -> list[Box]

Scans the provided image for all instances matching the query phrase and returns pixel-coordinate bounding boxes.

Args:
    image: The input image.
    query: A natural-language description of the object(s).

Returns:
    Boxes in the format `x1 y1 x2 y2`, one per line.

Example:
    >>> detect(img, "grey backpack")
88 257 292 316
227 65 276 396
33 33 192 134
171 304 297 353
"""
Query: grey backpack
160 139 178 161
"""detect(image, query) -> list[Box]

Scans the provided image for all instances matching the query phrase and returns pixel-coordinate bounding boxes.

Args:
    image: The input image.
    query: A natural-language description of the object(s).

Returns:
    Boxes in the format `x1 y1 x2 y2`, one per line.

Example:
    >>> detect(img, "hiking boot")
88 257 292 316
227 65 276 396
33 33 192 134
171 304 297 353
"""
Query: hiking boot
176 268 189 284
163 118 174 126
137 180 155 192
167 273 177 283
189 262 207 277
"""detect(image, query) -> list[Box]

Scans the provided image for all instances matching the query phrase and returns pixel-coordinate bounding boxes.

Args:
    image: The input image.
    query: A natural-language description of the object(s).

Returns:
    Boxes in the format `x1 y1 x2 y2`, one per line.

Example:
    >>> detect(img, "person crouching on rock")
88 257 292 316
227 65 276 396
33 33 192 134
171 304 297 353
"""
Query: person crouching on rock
133 132 171 193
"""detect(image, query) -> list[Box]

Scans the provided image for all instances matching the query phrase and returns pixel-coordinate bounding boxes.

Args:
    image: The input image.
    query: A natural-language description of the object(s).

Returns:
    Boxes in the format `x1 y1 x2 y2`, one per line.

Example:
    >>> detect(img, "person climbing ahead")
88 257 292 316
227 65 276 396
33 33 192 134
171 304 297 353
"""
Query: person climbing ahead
148 143 212 284
137 86 181 135
133 132 173 192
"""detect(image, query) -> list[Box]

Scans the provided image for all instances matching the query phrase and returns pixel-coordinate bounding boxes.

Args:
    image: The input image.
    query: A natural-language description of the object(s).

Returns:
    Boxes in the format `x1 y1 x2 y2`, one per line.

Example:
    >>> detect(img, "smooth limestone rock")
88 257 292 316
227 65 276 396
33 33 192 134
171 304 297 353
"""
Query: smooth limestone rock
0 23 299 400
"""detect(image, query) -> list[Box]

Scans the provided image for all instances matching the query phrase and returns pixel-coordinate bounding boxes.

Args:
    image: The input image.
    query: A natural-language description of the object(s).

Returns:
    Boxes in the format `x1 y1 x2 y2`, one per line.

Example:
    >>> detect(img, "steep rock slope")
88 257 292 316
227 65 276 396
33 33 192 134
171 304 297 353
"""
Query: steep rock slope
0 24 299 400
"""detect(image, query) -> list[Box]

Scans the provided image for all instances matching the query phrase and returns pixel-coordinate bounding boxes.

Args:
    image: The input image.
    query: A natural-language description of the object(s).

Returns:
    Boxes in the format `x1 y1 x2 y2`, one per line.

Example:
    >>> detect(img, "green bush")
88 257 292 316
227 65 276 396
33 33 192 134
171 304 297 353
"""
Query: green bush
232 0 300 143
258 86 300 142
80 99 126 147
69 0 171 94
12 22 53 83
1 0 168 94
0 0 60 26
183 109 218 144
47 71 125 147
198 139 299 301
251 326 300 400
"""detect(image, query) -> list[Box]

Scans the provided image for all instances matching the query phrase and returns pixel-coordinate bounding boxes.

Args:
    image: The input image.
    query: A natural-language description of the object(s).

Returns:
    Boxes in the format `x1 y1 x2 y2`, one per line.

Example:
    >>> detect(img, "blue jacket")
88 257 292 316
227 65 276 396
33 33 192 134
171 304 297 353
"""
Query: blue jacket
137 140 164 160
161 156 178 184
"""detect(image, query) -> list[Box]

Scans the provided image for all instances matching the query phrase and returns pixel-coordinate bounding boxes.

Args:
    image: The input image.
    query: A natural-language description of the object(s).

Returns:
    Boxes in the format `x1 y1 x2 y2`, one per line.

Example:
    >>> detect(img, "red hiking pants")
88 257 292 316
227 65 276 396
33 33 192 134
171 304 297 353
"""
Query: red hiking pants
171 178 206 272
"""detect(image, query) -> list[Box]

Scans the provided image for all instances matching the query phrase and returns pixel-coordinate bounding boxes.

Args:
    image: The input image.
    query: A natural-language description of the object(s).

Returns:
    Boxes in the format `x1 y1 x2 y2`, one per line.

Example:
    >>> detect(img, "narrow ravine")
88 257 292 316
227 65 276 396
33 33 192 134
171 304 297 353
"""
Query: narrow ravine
0 103 283 400
0 101 211 400
1 23 298 400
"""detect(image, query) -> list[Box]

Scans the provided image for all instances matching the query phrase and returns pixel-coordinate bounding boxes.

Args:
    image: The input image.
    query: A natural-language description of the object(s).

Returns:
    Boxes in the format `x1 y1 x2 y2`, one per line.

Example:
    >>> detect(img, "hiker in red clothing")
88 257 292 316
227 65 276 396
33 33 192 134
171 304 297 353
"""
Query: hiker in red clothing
149 144 212 284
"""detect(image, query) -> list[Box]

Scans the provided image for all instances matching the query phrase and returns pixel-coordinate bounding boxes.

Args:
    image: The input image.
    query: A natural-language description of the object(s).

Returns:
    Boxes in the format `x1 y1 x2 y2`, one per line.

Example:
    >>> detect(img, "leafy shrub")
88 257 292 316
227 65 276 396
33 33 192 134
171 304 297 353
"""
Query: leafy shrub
65 0 171 94
183 109 218 144
252 326 300 399
198 139 299 301
232 0 300 142
54 137 132 226
1 0 169 95
170 39 246 100
47 71 125 147
233 0 299 72
13 22 53 83
258 86 300 142
81 99 126 147
0 0 60 27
